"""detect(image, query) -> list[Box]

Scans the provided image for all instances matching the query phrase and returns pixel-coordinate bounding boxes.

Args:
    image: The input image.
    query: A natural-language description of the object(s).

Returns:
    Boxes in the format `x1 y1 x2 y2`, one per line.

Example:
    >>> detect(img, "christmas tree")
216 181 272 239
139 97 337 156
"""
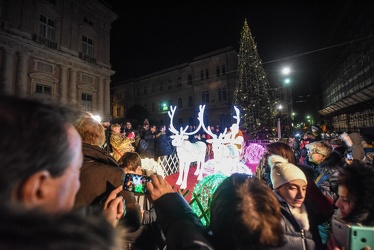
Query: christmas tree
233 19 274 133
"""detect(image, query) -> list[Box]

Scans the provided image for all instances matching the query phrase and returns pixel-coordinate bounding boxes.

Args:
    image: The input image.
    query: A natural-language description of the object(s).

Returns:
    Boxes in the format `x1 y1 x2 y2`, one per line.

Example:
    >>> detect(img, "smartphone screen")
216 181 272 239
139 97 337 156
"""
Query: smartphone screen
123 173 151 194
346 152 353 160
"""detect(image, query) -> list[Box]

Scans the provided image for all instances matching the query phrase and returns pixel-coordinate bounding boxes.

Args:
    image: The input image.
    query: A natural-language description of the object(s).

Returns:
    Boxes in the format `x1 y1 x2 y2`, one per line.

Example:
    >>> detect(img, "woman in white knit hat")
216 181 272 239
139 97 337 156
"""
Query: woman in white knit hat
269 154 324 250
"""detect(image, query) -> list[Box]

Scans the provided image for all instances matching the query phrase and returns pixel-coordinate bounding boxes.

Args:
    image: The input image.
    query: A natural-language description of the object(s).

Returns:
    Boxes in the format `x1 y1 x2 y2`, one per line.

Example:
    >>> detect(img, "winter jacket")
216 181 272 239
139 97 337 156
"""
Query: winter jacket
138 129 155 159
154 132 173 158
349 132 366 161
315 150 342 203
274 191 324 250
74 144 142 230
110 132 135 161
154 193 214 250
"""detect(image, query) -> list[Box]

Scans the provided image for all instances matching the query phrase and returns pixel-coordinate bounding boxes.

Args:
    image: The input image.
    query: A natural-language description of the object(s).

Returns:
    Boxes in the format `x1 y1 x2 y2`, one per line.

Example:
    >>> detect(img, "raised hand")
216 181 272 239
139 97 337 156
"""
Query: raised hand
103 185 125 227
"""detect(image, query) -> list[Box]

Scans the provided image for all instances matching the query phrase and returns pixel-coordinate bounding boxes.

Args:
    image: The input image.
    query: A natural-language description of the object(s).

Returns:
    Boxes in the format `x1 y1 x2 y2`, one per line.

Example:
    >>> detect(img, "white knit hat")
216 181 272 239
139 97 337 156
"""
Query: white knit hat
268 155 307 189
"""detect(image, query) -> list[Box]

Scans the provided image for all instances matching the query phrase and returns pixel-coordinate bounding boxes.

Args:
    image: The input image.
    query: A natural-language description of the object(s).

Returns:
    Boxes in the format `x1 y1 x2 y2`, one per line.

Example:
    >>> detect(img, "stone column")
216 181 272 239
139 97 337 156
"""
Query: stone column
98 76 104 115
2 49 15 95
104 77 110 117
16 52 29 96
69 68 77 102
59 65 69 101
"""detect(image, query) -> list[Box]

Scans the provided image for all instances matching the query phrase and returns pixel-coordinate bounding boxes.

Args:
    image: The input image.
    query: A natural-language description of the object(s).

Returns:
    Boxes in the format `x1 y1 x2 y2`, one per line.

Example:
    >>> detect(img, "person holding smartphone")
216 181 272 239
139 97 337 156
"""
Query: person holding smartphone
118 152 166 250
327 160 374 250
146 174 214 250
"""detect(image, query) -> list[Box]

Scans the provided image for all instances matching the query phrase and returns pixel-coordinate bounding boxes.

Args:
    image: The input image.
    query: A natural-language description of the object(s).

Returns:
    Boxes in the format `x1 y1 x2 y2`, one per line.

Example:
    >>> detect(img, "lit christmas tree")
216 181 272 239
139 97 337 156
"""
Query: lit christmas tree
233 19 274 133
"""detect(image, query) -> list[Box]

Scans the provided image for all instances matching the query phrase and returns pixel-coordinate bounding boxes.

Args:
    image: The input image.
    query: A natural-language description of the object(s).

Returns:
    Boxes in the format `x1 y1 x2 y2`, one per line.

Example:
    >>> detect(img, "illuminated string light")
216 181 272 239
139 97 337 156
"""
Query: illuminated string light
190 173 228 226
141 158 166 178
244 143 265 164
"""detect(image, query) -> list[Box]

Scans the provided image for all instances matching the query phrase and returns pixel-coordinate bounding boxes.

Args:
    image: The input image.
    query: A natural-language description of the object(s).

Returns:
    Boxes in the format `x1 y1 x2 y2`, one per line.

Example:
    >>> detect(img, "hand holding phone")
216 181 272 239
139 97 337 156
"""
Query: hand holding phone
146 174 174 202
123 173 151 194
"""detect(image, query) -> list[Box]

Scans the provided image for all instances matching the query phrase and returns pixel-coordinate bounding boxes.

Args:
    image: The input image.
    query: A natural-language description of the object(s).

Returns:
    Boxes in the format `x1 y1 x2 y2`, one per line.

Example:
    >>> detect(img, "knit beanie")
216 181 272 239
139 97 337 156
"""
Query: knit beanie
268 155 307 189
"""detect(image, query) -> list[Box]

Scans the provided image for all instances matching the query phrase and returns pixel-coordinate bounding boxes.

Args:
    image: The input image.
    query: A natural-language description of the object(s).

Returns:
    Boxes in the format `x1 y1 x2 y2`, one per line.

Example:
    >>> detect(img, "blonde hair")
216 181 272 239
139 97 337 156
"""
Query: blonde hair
306 141 332 158
110 123 121 131
76 117 106 146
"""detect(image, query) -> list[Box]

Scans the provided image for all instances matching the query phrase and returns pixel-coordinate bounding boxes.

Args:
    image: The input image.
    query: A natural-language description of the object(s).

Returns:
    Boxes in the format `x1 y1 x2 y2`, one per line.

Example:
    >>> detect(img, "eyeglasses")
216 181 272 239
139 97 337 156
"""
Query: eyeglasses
309 150 325 158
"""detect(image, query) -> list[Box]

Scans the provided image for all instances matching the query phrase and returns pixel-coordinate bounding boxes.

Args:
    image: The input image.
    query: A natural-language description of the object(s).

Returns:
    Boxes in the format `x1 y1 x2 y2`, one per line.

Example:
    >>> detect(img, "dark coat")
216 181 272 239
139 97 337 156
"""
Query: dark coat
154 193 214 250
154 132 173 158
74 144 142 231
274 191 325 250
138 129 155 159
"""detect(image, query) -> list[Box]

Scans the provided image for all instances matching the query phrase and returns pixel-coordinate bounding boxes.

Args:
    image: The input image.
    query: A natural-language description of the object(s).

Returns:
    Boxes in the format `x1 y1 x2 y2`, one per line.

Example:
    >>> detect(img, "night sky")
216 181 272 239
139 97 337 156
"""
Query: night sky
106 1 342 96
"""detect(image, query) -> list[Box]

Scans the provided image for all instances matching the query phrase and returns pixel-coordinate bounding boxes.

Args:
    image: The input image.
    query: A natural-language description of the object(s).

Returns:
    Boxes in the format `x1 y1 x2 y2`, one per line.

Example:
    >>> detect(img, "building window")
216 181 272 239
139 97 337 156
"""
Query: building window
168 80 172 90
116 92 122 100
205 69 209 79
151 84 155 93
178 98 182 108
200 70 204 80
116 107 121 117
143 86 147 95
188 74 192 85
136 87 139 96
81 93 92 112
218 88 227 101
152 102 155 112
169 99 173 107
222 65 226 75
177 77 182 87
39 14 55 40
159 82 163 91
188 96 193 107
82 35 94 56
216 66 220 76
35 84 52 96
202 91 209 104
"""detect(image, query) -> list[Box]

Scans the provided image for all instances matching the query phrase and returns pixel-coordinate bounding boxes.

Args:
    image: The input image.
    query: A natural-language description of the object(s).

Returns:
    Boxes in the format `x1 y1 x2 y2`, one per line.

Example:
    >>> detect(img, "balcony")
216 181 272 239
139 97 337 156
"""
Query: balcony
79 52 96 64
32 34 57 49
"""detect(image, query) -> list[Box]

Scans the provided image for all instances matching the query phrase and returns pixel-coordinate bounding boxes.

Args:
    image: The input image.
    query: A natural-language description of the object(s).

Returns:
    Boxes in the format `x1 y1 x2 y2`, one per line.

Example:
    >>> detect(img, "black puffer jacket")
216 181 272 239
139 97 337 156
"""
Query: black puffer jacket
274 191 324 250
154 193 214 250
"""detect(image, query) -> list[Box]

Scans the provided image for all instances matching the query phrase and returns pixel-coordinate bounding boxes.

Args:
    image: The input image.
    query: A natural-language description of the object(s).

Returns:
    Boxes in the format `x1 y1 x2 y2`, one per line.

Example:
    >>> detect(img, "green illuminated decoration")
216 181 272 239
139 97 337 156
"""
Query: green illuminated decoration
190 173 228 225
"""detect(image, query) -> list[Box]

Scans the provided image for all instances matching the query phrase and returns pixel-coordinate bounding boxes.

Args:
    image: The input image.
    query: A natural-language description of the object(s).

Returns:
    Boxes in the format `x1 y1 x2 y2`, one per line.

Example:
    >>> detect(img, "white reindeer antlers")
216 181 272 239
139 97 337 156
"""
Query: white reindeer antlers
233 106 240 125
168 105 204 136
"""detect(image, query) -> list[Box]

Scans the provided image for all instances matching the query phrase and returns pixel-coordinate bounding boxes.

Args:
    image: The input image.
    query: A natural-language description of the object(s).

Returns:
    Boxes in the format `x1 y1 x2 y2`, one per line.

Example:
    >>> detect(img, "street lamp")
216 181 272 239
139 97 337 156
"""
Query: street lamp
282 67 291 75
281 67 292 134
277 104 283 139
306 115 313 126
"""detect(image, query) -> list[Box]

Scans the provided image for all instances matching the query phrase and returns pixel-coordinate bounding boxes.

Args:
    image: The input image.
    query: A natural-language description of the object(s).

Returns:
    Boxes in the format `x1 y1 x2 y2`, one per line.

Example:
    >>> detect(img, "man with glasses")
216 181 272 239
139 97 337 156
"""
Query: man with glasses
306 141 332 179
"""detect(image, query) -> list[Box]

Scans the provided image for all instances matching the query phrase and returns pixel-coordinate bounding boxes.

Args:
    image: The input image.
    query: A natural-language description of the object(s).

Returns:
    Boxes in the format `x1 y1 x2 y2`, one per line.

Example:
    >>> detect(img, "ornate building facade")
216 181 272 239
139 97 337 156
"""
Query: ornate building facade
112 47 238 129
0 0 117 120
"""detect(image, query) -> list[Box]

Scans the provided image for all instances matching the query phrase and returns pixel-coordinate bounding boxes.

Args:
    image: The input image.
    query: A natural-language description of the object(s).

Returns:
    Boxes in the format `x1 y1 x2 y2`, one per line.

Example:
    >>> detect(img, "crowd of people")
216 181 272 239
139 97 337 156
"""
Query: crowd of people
0 94 373 250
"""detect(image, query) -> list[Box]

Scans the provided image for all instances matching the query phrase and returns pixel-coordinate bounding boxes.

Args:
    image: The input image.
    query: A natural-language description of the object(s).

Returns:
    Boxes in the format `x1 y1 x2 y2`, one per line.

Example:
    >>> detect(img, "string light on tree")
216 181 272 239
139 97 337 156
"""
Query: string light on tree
233 19 274 133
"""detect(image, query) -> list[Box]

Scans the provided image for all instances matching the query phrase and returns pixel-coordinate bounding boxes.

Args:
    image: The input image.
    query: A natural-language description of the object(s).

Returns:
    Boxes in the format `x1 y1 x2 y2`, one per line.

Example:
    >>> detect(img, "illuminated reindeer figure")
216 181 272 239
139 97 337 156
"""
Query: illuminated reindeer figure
168 105 207 189
198 105 243 174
